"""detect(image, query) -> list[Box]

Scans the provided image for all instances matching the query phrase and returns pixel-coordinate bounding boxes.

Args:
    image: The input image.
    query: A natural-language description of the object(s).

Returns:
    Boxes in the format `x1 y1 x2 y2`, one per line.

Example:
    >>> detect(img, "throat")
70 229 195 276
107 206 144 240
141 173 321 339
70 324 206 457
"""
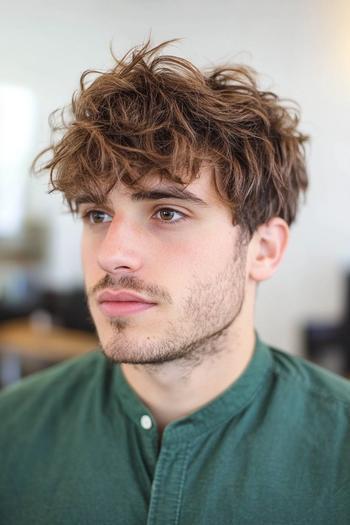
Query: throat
121 329 255 431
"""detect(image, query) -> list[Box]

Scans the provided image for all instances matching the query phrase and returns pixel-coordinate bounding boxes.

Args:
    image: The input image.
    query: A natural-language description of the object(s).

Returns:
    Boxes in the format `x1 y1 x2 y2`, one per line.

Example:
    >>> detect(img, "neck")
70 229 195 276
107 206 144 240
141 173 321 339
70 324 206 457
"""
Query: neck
121 325 256 434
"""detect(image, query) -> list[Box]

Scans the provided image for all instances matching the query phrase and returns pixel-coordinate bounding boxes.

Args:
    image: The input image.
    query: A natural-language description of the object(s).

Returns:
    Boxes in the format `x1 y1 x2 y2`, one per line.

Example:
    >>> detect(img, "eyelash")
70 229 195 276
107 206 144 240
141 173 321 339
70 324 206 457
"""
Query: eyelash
81 207 188 226
154 208 188 224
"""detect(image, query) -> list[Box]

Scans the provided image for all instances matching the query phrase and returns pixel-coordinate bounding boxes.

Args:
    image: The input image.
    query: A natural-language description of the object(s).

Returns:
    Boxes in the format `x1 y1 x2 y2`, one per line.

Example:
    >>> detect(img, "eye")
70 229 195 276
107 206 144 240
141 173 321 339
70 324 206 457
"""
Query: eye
153 208 187 224
83 210 112 224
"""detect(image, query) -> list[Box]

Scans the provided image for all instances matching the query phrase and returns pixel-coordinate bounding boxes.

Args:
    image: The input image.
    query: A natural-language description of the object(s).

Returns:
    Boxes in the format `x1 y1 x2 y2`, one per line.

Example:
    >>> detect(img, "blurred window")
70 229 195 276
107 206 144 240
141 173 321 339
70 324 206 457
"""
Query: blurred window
0 85 36 238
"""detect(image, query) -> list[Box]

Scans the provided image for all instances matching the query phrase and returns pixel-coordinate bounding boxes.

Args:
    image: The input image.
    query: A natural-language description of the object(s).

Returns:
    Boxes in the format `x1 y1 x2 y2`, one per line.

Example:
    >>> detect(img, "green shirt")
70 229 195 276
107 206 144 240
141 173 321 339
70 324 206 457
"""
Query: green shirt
1 337 350 524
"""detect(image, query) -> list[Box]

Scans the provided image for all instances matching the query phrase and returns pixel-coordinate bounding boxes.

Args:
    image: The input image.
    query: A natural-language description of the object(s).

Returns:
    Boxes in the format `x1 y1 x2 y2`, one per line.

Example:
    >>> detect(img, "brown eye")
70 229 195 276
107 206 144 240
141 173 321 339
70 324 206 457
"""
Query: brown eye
159 209 176 221
87 210 112 224
154 208 186 224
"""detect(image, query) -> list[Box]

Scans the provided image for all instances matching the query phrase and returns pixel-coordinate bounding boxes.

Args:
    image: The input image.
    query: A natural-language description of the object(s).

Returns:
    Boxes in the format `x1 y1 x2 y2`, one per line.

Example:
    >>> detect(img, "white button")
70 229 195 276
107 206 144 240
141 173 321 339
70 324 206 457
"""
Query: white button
140 415 152 430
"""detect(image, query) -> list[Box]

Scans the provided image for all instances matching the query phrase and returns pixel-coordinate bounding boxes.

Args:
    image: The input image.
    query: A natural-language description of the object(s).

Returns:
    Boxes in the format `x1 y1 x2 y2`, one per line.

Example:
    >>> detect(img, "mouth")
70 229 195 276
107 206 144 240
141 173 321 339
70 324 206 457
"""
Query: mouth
96 290 157 317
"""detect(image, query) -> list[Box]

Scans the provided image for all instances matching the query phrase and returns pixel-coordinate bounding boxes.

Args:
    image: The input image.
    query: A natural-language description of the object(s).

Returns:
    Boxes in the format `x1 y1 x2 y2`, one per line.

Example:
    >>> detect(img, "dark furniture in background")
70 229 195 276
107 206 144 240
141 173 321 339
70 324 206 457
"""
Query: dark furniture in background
0 288 97 388
304 273 350 377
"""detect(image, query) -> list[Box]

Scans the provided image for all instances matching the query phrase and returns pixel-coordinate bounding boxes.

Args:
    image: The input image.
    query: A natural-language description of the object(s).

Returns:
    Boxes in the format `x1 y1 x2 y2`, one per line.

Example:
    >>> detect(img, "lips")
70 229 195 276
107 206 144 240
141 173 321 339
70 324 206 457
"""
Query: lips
96 290 157 317
97 290 154 303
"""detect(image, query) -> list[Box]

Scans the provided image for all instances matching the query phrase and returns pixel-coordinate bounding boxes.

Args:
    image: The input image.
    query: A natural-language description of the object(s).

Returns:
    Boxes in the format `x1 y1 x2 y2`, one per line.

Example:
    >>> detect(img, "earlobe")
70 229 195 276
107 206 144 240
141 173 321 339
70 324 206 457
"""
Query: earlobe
248 218 289 283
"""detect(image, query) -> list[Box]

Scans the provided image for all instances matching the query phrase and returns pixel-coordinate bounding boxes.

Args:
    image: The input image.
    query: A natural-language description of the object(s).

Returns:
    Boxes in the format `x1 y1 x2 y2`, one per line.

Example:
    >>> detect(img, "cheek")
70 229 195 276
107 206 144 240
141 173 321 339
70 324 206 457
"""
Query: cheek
165 238 203 263
190 232 240 281
81 232 100 279
164 237 220 280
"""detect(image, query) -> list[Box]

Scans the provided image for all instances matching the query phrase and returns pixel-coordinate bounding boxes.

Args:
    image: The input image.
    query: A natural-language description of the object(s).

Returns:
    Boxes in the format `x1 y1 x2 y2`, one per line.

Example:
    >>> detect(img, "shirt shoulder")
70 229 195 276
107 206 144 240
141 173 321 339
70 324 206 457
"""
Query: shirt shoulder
265 345 350 499
269 345 350 406
0 350 106 439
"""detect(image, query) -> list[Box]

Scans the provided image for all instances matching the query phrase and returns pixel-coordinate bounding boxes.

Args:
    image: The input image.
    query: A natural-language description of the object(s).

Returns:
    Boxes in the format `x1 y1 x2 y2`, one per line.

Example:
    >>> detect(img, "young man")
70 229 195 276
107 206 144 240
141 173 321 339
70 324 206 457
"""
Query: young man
1 41 350 524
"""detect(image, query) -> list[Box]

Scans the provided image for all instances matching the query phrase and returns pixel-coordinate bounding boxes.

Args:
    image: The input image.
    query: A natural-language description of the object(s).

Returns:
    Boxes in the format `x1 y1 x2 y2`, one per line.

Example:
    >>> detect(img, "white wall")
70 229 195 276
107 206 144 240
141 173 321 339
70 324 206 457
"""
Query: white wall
1 0 349 354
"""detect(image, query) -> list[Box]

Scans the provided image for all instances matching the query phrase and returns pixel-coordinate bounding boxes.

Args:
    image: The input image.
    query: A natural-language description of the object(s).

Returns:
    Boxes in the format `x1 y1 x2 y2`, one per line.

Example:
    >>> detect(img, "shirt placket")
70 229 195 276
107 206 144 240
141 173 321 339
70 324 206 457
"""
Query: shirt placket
146 432 190 525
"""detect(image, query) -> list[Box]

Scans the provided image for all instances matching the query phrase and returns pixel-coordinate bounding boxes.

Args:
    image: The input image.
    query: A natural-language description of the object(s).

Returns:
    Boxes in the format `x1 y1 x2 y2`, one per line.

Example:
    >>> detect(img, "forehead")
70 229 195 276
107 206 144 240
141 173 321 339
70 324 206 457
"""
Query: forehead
113 166 224 205
75 165 227 209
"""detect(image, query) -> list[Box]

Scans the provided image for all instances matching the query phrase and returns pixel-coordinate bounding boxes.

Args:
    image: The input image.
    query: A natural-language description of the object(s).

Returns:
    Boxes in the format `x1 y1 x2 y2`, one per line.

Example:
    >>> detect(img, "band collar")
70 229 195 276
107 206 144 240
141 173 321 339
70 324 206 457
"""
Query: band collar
110 334 274 443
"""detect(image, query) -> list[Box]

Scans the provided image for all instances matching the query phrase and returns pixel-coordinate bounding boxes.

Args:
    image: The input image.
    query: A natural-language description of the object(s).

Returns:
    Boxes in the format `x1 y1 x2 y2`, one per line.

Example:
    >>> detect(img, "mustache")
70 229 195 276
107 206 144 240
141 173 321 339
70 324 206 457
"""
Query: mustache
86 274 172 304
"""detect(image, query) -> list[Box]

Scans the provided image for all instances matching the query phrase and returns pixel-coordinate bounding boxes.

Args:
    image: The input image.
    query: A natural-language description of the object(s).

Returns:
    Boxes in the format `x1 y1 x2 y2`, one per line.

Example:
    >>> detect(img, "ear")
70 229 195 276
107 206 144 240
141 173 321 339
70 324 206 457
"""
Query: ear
247 218 289 282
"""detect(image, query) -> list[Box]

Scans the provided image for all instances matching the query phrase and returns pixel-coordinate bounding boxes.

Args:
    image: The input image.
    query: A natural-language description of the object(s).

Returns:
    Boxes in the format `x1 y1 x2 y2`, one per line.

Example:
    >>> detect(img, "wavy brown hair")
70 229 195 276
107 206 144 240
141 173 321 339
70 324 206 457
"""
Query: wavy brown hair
33 40 309 236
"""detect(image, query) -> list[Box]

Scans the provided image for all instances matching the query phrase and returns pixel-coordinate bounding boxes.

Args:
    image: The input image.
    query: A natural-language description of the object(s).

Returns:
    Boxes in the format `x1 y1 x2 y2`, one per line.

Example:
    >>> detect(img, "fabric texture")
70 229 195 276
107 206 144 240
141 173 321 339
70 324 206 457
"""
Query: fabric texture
1 337 350 524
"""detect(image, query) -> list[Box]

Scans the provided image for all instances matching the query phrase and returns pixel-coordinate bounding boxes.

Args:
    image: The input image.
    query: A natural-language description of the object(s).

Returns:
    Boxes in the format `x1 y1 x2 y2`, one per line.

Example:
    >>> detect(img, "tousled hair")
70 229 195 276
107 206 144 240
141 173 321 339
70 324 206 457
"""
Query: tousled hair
33 40 309 236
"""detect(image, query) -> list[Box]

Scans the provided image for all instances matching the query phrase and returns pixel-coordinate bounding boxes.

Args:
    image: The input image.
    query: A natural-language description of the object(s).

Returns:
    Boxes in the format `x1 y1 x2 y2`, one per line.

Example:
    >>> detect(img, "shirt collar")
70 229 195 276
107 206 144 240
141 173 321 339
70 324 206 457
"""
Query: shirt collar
110 335 274 442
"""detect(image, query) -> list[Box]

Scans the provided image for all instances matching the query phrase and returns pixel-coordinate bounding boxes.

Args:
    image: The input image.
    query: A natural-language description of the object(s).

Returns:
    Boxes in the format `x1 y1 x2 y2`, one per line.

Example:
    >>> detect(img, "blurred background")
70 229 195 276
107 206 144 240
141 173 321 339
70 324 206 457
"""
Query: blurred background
0 0 349 387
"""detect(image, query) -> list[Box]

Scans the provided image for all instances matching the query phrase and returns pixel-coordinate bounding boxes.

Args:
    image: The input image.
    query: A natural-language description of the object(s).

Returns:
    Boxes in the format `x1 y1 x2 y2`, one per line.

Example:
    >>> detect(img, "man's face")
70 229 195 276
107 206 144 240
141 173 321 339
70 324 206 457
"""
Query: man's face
80 167 250 365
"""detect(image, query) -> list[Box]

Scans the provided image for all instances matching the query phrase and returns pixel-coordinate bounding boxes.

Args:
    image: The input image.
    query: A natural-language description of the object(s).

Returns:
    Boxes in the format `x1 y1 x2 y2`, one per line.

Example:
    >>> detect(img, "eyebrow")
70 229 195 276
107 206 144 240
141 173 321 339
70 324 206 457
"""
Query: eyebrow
131 187 209 207
75 186 209 208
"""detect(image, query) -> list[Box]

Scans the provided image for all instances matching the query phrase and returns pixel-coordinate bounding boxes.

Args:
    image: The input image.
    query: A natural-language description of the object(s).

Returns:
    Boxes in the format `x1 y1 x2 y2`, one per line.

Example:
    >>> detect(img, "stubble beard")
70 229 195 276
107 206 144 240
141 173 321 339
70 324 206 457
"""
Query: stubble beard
92 238 248 368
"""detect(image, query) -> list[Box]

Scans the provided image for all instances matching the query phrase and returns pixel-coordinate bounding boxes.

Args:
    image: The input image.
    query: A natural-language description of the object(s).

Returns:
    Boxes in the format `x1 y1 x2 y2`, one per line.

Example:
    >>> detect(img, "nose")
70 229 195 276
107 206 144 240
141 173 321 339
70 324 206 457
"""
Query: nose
96 214 145 275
